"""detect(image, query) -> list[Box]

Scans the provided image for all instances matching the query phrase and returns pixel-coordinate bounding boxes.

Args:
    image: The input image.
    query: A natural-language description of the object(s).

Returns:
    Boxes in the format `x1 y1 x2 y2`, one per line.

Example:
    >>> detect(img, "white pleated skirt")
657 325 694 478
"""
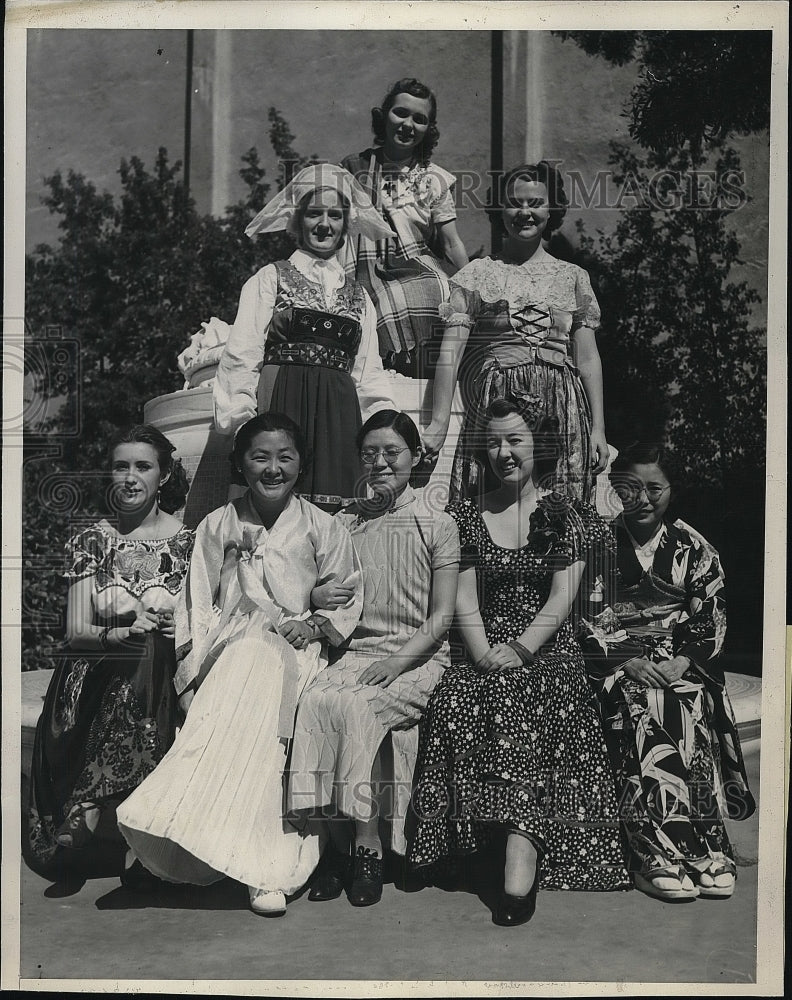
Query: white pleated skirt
117 614 324 894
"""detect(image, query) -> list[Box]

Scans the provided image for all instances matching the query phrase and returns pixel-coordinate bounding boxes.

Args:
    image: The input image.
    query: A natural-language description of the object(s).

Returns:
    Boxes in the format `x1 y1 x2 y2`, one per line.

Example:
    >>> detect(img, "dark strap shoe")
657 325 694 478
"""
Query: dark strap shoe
347 845 383 907
308 845 351 902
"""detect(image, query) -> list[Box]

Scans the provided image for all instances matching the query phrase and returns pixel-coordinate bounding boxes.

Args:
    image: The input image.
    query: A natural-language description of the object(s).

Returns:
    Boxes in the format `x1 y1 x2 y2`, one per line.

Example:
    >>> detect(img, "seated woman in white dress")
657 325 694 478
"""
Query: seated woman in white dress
117 413 363 916
288 410 459 906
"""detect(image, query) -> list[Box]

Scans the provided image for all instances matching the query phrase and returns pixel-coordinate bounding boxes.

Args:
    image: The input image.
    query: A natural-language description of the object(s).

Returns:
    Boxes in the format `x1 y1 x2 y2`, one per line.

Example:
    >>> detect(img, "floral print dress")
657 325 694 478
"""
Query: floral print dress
579 518 756 883
26 521 194 874
407 494 630 891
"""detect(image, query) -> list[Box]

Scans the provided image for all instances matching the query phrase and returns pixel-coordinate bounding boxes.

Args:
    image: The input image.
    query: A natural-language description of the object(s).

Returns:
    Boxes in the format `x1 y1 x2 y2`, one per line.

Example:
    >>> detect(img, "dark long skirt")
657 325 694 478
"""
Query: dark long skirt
262 363 363 513
408 657 631 891
26 632 179 877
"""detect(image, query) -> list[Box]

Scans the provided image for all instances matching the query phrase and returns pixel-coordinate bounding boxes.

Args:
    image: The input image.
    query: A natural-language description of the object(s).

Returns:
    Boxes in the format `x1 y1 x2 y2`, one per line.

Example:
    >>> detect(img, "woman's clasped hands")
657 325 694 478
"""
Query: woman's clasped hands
128 608 175 639
623 654 691 688
475 643 524 673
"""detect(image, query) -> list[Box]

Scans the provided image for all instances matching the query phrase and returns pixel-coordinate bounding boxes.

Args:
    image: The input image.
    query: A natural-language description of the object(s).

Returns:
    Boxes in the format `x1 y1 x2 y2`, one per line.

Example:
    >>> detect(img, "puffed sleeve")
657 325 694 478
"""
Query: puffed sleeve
438 278 481 329
310 510 364 646
350 291 397 422
63 526 105 580
572 265 601 333
672 525 727 668
446 499 479 569
213 266 278 435
424 165 457 225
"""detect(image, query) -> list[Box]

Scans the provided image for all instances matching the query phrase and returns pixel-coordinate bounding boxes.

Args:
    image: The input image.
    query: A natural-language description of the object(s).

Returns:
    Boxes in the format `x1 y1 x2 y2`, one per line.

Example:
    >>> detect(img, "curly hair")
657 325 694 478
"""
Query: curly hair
108 424 189 514
472 397 562 494
486 161 568 236
371 77 440 166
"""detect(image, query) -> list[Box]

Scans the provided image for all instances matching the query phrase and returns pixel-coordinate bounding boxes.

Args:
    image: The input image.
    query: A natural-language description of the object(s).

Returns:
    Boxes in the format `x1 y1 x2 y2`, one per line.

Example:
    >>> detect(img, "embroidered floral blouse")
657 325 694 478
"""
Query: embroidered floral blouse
64 521 195 623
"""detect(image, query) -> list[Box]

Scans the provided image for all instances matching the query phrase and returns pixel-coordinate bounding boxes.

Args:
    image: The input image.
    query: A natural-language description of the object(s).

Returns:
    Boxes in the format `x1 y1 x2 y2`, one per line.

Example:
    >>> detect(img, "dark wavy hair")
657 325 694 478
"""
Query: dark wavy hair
472 397 562 493
230 412 310 486
371 77 439 166
108 424 189 514
486 161 568 236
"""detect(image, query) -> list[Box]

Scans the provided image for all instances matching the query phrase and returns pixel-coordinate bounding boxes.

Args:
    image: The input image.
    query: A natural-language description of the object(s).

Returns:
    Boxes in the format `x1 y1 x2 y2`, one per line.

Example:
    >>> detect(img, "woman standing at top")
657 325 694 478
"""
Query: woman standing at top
341 77 469 377
422 161 608 501
214 163 397 512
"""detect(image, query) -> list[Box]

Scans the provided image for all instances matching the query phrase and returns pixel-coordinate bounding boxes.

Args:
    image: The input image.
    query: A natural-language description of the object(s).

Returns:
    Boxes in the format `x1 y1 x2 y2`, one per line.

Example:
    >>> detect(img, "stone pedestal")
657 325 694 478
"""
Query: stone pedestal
144 386 233 529
143 375 469 526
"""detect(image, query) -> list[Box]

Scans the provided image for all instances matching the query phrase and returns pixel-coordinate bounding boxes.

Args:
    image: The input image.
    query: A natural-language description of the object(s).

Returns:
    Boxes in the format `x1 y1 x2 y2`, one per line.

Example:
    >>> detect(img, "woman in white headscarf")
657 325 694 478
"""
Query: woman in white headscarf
213 163 399 512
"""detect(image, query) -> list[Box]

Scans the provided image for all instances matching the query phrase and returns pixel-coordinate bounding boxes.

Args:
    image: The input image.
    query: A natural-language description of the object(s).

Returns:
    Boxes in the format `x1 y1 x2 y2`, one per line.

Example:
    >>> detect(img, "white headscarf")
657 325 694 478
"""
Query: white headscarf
245 162 395 242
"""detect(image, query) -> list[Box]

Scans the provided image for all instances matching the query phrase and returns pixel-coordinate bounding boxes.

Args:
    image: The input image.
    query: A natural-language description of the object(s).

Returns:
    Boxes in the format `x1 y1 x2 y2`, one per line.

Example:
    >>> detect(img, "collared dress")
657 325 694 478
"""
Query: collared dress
116 493 363 895
341 148 458 374
26 521 194 875
580 517 756 883
443 256 601 502
288 486 460 853
407 495 631 891
213 248 395 511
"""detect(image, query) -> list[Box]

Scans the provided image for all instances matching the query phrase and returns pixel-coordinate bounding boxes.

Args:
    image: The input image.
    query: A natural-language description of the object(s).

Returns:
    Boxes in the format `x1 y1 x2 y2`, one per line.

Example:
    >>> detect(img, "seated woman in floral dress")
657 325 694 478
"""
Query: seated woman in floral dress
579 442 756 902
288 410 459 906
26 425 193 889
408 397 629 926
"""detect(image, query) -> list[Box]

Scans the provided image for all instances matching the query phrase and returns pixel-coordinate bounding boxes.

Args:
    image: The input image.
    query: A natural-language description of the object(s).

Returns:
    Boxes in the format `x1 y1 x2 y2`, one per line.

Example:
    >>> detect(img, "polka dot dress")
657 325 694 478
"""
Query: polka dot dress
408 495 630 891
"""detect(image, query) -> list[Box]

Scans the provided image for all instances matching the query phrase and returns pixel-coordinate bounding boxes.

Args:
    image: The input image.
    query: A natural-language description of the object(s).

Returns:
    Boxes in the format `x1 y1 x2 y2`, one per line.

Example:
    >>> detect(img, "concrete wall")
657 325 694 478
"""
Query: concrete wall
25 29 769 299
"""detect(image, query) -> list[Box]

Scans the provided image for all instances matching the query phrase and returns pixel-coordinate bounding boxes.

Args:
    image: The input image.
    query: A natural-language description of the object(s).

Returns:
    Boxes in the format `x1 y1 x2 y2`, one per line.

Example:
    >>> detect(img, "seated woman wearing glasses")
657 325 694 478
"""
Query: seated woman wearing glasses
581 443 755 903
288 409 459 907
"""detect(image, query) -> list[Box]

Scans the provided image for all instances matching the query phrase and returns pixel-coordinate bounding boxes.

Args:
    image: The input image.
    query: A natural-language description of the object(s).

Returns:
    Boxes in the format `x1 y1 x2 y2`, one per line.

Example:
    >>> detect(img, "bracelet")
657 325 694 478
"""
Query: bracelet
305 616 324 639
99 626 112 651
507 641 535 667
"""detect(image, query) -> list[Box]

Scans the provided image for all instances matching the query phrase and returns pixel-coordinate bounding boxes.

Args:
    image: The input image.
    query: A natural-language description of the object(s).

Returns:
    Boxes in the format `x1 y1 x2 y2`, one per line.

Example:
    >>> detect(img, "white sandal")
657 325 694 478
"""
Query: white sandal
634 867 699 902
689 864 735 899
248 887 287 916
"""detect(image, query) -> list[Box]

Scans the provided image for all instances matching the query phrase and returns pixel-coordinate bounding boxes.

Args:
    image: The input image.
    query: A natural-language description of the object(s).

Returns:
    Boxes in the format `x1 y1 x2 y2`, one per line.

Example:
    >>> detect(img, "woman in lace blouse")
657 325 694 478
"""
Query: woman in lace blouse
422 161 608 503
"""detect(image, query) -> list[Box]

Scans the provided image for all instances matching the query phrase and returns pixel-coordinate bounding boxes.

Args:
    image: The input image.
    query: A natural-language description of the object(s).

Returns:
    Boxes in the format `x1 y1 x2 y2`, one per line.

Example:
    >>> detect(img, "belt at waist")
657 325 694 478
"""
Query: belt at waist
478 342 576 374
263 341 354 374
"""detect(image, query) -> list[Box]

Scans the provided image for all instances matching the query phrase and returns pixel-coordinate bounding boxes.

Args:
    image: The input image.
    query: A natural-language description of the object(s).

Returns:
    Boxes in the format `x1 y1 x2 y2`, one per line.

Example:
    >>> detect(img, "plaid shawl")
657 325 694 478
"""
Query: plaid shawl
340 150 452 357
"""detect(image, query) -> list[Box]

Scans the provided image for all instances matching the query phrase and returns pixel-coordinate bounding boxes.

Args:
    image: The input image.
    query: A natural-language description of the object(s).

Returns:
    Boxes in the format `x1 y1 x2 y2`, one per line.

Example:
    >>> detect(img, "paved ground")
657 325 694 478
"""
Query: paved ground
17 744 760 987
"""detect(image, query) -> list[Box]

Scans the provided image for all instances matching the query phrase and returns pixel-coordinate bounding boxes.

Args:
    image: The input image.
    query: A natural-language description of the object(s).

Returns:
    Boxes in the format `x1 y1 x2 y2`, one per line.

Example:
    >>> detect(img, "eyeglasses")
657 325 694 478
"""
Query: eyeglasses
360 446 410 465
612 482 671 504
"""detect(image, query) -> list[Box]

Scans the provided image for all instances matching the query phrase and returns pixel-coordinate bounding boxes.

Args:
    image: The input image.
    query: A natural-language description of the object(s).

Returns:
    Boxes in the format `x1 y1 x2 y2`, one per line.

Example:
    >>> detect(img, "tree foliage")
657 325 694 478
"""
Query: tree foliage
22 110 307 669
555 30 772 150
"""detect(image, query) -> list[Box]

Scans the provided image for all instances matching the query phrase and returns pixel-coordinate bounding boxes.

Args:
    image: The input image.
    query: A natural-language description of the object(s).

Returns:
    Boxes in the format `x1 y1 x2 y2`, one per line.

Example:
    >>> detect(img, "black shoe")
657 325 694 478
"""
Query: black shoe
120 859 163 893
308 845 350 902
347 846 383 907
492 868 539 927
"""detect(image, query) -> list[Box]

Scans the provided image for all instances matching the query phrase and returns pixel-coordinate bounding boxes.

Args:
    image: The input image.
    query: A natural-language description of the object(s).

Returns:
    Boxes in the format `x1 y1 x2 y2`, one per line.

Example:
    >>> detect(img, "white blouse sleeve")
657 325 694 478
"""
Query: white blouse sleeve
350 292 397 422
212 266 278 435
